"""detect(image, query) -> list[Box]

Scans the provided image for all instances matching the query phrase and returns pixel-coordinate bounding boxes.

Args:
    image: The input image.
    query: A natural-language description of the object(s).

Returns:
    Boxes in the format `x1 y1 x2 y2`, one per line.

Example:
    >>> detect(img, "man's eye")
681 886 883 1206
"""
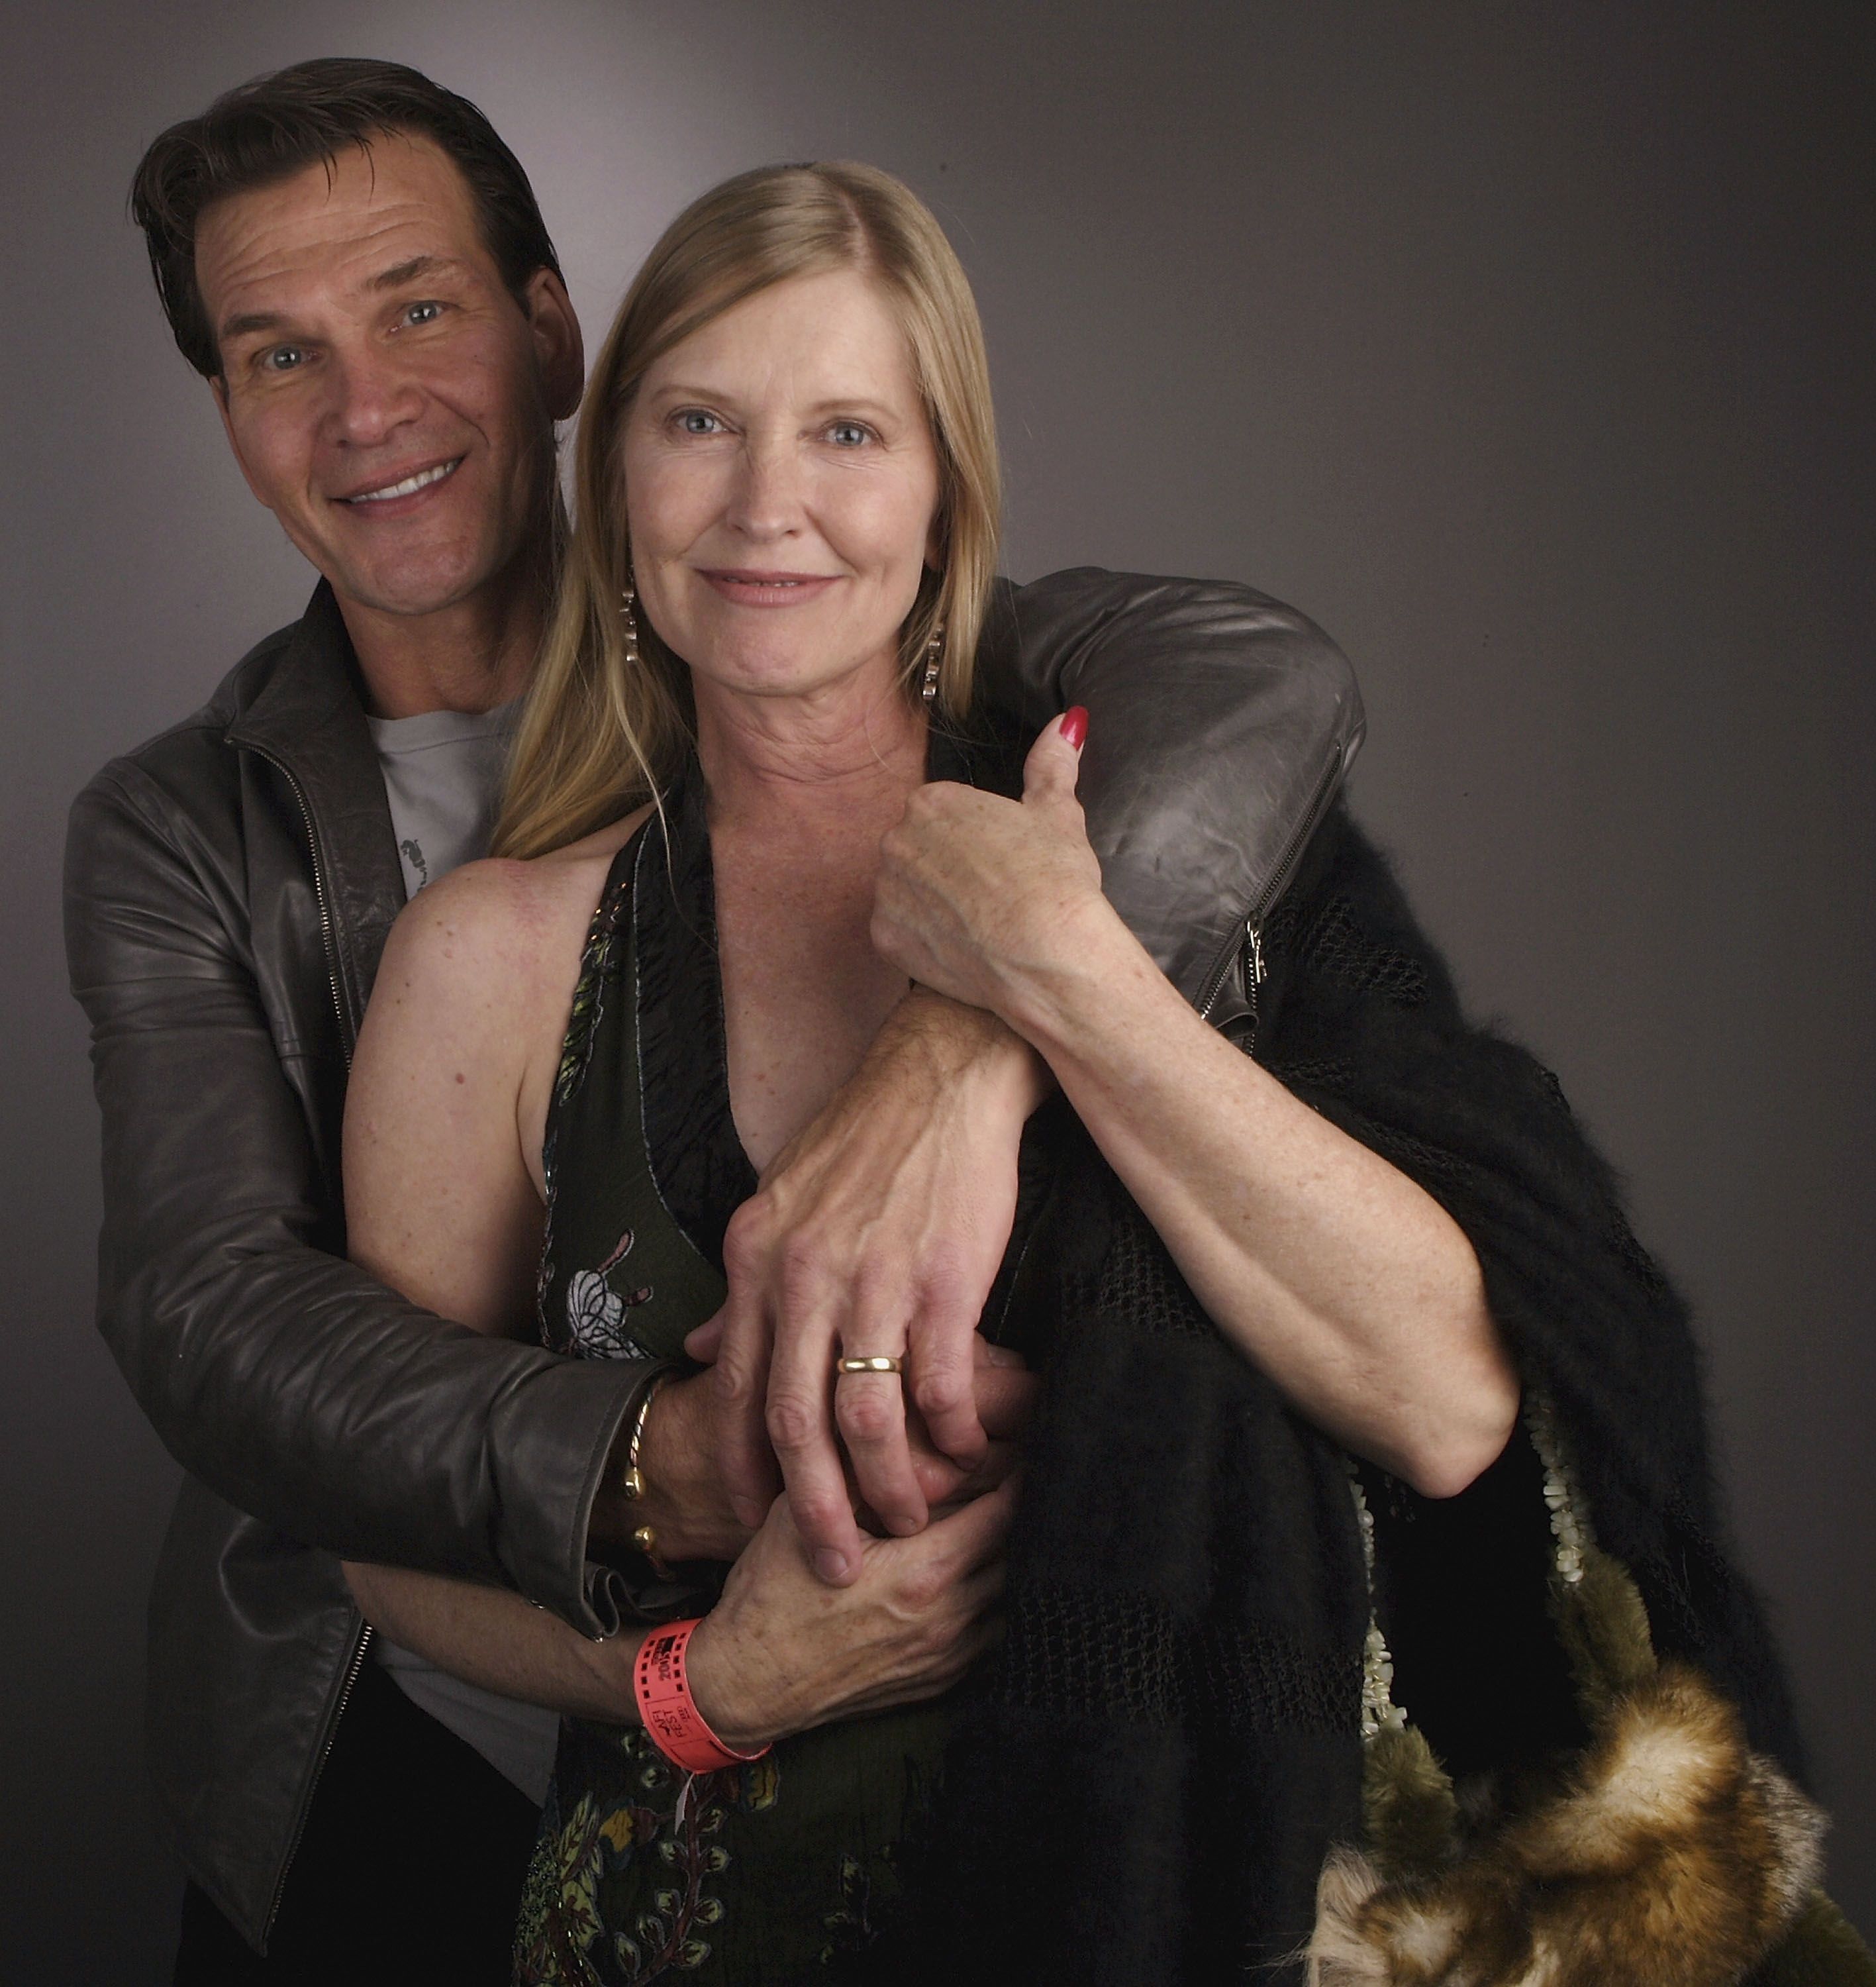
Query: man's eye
404 301 444 327
677 410 724 436
828 421 873 447
262 346 307 373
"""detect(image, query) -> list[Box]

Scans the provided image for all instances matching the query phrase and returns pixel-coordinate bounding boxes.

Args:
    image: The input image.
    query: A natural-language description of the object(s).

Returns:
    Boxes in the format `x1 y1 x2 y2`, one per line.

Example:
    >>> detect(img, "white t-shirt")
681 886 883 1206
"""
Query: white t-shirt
364 695 560 1806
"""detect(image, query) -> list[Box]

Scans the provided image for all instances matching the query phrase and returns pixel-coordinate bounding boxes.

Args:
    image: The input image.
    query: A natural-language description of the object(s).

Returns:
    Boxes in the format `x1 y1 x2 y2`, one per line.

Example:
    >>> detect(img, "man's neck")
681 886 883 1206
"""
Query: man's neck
337 551 549 719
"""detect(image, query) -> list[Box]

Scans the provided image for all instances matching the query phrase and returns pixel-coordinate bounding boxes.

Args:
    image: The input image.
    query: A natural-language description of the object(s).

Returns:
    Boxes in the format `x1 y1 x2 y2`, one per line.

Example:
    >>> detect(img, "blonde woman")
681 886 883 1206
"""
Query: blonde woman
340 164 1792 1982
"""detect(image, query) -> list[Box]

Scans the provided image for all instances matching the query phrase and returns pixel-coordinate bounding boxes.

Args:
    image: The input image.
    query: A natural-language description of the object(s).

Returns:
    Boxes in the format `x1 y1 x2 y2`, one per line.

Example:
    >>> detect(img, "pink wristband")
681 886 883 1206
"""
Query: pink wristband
632 1619 771 1773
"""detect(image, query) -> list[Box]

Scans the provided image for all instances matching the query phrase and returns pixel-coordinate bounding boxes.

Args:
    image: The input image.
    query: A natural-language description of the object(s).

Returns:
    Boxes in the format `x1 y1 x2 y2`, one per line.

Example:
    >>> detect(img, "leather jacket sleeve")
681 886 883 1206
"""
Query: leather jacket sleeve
983 570 1365 1025
65 759 652 1637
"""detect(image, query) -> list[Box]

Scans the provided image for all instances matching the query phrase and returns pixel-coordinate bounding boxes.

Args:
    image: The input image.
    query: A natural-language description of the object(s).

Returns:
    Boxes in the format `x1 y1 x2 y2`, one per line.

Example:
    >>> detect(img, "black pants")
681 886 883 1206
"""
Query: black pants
173 1656 543 1985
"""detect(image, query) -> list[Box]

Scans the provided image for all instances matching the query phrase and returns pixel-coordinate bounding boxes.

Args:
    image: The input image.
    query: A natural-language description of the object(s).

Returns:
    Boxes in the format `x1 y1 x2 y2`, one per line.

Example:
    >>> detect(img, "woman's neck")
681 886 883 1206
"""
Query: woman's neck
692 666 927 840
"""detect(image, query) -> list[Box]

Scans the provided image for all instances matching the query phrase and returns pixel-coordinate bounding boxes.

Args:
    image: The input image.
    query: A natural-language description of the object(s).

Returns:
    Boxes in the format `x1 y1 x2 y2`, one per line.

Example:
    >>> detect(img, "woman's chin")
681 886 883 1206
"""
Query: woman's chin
685 638 908 713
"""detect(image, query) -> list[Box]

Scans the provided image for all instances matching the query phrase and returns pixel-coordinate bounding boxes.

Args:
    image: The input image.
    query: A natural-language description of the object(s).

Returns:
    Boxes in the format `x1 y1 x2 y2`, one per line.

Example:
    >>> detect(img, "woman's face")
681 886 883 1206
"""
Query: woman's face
621 267 942 711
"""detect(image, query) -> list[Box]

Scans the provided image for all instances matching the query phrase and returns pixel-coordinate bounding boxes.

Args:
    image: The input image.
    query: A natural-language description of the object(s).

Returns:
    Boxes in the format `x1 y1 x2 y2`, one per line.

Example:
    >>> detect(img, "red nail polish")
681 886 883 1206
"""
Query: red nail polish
1060 706 1089 750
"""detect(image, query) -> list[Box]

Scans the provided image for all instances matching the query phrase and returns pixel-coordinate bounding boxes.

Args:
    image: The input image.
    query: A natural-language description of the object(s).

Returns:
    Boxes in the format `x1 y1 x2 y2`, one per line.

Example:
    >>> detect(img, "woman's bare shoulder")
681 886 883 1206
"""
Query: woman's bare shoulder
375 806 656 999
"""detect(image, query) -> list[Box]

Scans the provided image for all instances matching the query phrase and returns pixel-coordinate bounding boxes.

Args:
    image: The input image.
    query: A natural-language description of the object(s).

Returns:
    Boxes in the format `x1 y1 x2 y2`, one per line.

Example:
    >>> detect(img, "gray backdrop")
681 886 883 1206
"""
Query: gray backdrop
3 1 1870 1973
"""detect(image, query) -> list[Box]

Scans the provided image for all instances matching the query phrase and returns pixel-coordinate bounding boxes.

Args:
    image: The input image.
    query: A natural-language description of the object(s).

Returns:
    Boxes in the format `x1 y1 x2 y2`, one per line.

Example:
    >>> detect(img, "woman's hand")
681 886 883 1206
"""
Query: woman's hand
685 1474 1016 1751
871 711 1111 1021
881 710 1517 1498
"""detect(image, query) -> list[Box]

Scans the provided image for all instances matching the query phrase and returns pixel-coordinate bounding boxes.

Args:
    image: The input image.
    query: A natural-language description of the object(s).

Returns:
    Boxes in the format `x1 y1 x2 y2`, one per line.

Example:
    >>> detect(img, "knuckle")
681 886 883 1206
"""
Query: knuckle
723 1198 776 1259
776 1232 830 1296
834 1386 900 1446
712 1358 757 1407
911 1368 967 1417
900 1568 943 1613
790 1490 848 1540
764 1389 822 1452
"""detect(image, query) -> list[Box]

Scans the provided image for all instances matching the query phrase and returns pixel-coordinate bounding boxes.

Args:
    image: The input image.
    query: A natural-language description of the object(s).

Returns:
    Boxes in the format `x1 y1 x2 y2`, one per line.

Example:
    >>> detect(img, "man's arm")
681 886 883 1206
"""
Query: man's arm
64 761 648 1634
979 568 1365 1021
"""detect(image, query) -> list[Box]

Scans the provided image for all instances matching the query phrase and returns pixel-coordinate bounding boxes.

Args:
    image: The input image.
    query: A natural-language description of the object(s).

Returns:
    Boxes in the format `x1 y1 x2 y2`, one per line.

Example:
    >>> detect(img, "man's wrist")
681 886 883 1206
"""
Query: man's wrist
589 1366 680 1551
893 985 1053 1117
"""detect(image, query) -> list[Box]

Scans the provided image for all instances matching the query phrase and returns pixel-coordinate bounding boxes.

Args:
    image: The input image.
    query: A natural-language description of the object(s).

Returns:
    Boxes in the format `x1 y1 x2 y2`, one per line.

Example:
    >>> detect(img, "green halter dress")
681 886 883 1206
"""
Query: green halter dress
513 750 1046 1985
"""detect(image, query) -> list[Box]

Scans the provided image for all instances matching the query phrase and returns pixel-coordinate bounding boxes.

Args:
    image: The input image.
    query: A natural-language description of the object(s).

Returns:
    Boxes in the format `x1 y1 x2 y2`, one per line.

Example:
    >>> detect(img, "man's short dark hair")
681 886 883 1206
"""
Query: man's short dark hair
131 57 564 380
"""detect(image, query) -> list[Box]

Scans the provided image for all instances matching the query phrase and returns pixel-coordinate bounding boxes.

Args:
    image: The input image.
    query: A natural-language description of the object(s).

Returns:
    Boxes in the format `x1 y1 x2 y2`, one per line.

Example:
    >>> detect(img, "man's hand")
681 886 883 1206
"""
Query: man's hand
686 992 1050 1586
871 712 1107 1022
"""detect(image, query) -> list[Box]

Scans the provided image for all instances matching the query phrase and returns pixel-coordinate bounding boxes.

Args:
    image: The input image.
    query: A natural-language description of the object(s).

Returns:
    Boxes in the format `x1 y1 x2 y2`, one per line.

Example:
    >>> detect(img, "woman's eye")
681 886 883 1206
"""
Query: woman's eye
828 421 872 447
677 410 724 436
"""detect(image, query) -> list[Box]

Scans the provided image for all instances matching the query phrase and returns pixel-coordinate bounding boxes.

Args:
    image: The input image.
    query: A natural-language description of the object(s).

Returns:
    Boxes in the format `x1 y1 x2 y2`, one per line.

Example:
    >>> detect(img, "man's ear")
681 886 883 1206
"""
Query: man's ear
211 376 274 513
522 267 585 421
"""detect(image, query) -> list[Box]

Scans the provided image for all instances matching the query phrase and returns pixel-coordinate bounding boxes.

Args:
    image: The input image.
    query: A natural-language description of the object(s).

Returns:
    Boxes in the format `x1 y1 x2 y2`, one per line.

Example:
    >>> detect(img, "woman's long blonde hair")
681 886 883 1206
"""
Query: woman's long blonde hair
493 161 1003 860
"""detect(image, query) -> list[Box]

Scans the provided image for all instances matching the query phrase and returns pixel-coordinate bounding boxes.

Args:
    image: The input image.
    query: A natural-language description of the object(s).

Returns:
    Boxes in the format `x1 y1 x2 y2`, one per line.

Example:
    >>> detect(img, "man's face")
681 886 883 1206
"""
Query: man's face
197 134 581 621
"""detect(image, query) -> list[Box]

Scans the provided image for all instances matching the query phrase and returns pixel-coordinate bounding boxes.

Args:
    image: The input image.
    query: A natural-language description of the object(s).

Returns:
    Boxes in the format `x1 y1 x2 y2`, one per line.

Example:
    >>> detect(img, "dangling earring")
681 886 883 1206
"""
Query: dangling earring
920 621 945 707
619 578 644 669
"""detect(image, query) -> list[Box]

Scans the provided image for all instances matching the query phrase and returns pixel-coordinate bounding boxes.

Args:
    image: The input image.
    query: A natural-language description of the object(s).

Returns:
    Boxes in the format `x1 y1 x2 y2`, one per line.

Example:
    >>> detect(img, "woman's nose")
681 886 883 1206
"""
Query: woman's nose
723 436 806 541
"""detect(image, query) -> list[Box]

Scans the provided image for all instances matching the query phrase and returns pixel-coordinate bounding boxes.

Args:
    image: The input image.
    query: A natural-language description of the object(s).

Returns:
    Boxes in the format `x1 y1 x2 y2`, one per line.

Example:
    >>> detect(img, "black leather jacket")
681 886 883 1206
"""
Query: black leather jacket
64 570 1361 1952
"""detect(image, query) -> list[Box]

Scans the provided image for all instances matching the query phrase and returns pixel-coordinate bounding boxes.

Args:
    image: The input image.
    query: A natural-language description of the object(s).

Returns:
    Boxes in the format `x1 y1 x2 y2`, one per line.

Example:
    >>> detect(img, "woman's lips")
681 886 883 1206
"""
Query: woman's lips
699 570 841 607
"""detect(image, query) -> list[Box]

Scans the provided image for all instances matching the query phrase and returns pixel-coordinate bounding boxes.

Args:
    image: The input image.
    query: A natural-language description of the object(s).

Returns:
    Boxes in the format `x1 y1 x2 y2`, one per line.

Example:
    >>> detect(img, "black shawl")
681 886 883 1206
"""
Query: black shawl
902 805 1801 1985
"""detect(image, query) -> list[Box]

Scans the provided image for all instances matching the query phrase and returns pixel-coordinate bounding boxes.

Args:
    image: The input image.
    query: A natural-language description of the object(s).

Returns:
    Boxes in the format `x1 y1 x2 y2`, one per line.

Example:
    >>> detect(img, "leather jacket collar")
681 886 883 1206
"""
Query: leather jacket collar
224 582 409 1037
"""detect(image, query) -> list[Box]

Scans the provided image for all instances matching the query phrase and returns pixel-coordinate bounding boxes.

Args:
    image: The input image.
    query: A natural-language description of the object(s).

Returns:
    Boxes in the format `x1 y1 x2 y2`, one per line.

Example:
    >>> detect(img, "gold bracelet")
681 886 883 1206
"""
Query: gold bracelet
620 1372 675 1577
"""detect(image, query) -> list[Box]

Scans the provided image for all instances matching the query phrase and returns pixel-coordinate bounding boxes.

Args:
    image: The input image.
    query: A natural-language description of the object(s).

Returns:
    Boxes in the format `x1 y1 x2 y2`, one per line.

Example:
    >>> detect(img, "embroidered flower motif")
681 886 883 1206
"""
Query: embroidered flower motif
565 1229 655 1360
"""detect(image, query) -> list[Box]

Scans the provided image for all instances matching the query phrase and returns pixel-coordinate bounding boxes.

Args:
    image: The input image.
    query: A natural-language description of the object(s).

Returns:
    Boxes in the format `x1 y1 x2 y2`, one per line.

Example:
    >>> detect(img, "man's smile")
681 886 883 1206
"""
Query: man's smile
337 456 465 506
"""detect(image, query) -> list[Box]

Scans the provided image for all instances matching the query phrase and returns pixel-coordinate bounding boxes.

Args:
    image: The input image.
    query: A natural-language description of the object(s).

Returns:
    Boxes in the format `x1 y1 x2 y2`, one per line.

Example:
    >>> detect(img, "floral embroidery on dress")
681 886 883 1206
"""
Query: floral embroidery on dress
818 1855 877 1964
515 1729 780 1984
564 1231 655 1360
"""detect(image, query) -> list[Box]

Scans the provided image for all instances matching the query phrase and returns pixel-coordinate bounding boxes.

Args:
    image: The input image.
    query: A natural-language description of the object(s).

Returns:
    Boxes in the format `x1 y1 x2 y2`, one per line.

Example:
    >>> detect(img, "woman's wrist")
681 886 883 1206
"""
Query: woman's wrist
986 893 1162 1065
681 1611 774 1753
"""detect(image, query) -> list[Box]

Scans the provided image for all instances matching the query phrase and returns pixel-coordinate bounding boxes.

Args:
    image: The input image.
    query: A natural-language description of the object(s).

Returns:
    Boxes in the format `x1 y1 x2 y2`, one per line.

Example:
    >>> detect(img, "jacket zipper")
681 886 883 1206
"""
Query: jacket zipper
1197 739 1347 1032
244 741 375 1945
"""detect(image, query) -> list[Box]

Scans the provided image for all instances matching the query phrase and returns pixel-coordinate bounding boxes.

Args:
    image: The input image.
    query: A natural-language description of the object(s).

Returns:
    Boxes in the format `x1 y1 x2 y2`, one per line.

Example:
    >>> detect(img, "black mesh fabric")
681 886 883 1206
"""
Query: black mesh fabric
1290 893 1431 1007
912 1139 1370 1985
1060 1196 1217 1343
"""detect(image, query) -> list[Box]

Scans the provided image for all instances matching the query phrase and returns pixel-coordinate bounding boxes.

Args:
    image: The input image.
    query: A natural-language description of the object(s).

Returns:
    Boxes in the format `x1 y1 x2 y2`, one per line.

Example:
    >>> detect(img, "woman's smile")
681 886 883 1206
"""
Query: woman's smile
623 266 942 712
697 568 843 608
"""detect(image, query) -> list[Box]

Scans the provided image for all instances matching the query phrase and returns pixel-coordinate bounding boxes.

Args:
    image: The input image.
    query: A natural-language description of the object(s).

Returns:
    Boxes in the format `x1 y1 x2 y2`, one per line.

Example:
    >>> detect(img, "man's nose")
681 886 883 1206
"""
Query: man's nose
321 342 426 448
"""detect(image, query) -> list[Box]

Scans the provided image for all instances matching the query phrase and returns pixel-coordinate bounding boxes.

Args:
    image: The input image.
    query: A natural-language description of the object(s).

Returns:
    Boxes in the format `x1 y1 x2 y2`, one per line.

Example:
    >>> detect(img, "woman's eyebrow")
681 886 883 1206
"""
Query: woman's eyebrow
803 397 899 421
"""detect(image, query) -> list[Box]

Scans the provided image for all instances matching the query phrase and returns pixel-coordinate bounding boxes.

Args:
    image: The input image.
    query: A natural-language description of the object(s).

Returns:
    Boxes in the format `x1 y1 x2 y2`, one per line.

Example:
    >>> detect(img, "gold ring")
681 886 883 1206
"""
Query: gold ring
835 1355 905 1376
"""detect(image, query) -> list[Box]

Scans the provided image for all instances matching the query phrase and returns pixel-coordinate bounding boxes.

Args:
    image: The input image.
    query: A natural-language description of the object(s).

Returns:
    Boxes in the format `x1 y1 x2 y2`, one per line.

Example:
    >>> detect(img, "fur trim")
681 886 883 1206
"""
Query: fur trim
1308 1664 1826 1986
1752 1891 1876 1986
1553 1546 1658 1725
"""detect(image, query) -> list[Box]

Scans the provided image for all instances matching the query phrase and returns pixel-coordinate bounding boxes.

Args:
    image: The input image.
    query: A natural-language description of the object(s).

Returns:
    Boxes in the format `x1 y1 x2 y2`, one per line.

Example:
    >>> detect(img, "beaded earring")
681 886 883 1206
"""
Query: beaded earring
920 621 945 706
618 580 644 669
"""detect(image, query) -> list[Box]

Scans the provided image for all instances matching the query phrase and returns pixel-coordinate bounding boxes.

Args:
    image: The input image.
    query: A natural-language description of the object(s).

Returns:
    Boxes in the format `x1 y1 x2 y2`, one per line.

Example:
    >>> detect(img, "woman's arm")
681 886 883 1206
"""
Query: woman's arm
872 720 1518 1498
343 856 568 1337
345 1478 1015 1749
342 844 1017 1734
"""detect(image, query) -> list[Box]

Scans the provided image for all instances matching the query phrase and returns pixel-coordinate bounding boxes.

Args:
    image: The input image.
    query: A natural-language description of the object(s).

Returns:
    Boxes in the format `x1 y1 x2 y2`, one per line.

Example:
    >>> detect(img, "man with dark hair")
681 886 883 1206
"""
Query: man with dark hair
67 58 1359 1981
